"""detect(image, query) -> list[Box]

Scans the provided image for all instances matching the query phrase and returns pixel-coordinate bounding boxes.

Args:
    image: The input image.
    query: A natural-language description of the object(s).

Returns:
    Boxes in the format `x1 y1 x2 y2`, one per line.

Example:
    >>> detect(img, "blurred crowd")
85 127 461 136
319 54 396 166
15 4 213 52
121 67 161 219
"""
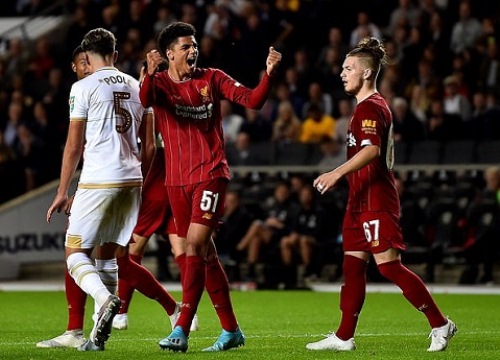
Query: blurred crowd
1 0 500 202
0 0 499 284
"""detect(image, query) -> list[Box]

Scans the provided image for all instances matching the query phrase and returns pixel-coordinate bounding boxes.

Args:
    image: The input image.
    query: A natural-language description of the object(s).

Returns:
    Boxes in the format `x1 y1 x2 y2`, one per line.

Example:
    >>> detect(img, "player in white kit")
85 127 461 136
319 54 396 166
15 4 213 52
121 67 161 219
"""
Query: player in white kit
47 28 155 351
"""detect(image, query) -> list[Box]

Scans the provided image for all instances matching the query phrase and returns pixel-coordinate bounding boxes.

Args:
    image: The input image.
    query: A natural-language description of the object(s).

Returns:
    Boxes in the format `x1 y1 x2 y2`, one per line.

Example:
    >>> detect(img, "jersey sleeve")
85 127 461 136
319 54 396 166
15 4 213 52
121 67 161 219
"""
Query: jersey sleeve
215 69 272 109
355 101 385 147
69 81 88 121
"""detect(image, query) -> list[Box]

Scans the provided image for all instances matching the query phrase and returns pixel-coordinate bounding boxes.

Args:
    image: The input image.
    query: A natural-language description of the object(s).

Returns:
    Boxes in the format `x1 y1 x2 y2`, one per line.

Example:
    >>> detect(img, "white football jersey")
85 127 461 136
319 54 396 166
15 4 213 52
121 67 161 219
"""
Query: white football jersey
69 67 150 186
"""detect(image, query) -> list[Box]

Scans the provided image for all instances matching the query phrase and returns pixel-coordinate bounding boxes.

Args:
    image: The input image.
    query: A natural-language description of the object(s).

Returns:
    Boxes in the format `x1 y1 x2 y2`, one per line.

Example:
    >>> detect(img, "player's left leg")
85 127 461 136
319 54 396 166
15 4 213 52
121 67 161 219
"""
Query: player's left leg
375 248 456 351
203 239 244 352
36 270 87 348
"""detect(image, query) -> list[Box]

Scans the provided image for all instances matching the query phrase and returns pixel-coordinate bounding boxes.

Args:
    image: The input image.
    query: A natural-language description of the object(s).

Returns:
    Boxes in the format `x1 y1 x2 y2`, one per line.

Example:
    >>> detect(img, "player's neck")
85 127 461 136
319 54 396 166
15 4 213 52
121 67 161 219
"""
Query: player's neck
87 53 115 72
167 69 191 82
355 85 377 104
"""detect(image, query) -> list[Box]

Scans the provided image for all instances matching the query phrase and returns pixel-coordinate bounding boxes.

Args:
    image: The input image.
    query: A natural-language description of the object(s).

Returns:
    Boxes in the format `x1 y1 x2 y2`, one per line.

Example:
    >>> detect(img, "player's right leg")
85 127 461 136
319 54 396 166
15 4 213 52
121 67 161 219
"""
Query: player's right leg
113 234 148 330
306 252 367 351
36 269 87 348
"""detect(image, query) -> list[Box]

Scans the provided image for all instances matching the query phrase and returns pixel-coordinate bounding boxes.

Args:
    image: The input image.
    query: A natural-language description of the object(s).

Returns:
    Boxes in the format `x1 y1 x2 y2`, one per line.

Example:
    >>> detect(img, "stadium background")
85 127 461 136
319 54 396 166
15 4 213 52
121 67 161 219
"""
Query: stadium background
0 0 499 286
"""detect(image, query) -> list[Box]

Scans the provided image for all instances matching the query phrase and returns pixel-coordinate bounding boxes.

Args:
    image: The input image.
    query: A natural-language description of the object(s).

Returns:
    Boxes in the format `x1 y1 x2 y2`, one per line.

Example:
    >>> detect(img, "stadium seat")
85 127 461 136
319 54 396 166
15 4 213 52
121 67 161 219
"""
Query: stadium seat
407 140 442 164
275 142 309 166
477 140 500 164
441 140 475 164
394 141 408 164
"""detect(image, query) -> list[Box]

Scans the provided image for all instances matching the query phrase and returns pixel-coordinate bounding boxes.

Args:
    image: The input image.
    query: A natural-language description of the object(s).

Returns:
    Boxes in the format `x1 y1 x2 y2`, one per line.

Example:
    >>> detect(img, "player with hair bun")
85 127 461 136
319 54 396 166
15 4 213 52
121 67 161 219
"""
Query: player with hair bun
307 37 456 352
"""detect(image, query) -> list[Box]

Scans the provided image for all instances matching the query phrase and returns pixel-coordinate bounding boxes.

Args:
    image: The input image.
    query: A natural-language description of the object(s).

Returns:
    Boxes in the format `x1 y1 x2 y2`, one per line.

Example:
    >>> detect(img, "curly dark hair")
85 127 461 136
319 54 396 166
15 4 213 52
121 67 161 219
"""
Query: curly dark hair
72 45 84 62
81 28 116 57
157 22 196 58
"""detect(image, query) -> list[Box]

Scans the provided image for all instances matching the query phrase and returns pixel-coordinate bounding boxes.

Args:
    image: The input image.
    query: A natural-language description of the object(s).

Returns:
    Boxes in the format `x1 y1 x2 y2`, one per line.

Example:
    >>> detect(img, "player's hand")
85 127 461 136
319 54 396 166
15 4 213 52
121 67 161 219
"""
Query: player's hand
65 194 75 216
313 170 342 195
266 46 282 76
146 50 164 76
46 194 69 223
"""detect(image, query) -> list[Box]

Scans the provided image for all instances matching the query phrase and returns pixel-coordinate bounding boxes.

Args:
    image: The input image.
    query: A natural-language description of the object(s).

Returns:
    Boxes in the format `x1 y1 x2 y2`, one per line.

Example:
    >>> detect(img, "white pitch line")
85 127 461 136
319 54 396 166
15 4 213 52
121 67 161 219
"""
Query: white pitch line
1 281 499 294
4 330 499 347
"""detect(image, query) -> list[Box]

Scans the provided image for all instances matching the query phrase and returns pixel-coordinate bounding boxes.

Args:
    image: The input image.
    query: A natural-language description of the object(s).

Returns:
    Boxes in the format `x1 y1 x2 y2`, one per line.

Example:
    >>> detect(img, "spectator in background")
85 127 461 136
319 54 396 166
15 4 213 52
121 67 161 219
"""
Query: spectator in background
239 107 272 143
387 0 421 35
450 1 482 55
270 81 304 121
216 189 254 269
334 99 353 143
316 27 348 72
404 59 441 106
299 103 335 144
32 101 60 182
4 37 28 82
280 185 326 288
0 129 23 202
461 166 500 284
27 36 55 82
3 101 25 148
301 81 333 118
13 121 44 191
64 5 92 60
283 67 307 109
426 98 461 141
391 96 426 143
319 46 345 101
401 27 425 83
271 100 301 144
349 11 382 48
408 84 430 123
426 11 453 78
153 6 177 37
315 137 346 169
470 91 500 141
478 38 500 96
221 100 244 144
234 10 269 87
236 181 298 282
442 75 471 135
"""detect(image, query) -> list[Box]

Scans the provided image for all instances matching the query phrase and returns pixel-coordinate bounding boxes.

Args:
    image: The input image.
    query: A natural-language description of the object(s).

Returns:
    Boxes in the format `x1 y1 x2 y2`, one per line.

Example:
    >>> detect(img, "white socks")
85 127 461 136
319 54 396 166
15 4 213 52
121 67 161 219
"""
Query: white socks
66 253 113 308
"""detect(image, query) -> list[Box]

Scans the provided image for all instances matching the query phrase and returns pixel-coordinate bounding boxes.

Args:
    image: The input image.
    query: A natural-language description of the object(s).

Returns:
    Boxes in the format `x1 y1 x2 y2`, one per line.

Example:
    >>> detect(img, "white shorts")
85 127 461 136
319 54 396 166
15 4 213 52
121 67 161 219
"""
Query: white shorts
66 187 142 249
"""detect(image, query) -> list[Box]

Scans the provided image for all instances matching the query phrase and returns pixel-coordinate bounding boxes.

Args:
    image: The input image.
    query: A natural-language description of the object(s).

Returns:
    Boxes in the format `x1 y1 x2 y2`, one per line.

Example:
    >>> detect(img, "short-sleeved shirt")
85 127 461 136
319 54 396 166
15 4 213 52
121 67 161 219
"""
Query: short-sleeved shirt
70 66 149 187
141 68 273 186
345 92 400 214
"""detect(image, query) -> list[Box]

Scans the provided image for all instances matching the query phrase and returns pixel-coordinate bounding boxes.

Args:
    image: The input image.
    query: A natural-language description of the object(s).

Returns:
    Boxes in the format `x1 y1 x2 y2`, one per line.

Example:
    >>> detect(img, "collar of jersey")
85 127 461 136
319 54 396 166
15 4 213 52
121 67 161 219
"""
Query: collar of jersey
95 66 118 73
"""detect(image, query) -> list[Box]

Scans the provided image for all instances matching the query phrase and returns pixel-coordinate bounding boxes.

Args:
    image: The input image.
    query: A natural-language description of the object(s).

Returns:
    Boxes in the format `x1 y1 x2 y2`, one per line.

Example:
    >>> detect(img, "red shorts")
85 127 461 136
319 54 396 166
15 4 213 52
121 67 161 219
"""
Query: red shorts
133 152 176 237
167 178 227 238
342 211 406 253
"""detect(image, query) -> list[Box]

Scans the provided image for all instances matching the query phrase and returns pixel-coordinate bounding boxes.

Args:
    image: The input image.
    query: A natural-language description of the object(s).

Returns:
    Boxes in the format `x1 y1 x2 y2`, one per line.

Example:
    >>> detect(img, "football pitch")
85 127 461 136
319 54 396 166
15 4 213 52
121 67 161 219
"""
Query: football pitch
1 287 499 360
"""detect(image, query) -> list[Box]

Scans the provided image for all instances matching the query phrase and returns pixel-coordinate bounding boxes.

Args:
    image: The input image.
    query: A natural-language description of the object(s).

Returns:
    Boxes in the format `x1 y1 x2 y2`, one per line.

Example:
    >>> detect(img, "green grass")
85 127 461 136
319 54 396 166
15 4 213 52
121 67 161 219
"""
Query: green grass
1 289 499 359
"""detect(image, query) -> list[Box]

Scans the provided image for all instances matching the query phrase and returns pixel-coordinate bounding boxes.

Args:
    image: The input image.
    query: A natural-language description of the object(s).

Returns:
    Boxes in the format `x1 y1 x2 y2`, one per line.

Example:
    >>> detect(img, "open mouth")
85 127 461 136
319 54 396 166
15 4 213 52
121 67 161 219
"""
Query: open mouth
187 58 196 66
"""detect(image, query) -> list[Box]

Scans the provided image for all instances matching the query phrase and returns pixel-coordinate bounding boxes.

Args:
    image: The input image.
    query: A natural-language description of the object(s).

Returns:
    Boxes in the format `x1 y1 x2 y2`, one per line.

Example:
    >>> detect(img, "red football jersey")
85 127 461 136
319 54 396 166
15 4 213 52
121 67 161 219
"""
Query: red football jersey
345 92 400 213
140 68 273 186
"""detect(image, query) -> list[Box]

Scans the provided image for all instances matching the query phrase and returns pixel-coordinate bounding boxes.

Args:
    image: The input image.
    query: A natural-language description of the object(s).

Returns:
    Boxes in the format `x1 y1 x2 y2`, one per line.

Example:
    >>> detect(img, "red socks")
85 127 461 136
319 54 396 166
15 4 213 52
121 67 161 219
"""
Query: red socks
377 260 447 328
117 254 177 316
176 256 206 334
65 269 87 331
205 258 238 332
336 255 367 340
175 253 186 282
117 254 142 314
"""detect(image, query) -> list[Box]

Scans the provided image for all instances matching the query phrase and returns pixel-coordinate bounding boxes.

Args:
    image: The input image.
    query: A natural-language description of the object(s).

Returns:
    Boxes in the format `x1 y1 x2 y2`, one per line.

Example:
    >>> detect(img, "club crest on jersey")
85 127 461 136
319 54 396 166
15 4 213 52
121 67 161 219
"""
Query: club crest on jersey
202 213 213 220
69 96 75 112
346 133 356 147
199 85 210 102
